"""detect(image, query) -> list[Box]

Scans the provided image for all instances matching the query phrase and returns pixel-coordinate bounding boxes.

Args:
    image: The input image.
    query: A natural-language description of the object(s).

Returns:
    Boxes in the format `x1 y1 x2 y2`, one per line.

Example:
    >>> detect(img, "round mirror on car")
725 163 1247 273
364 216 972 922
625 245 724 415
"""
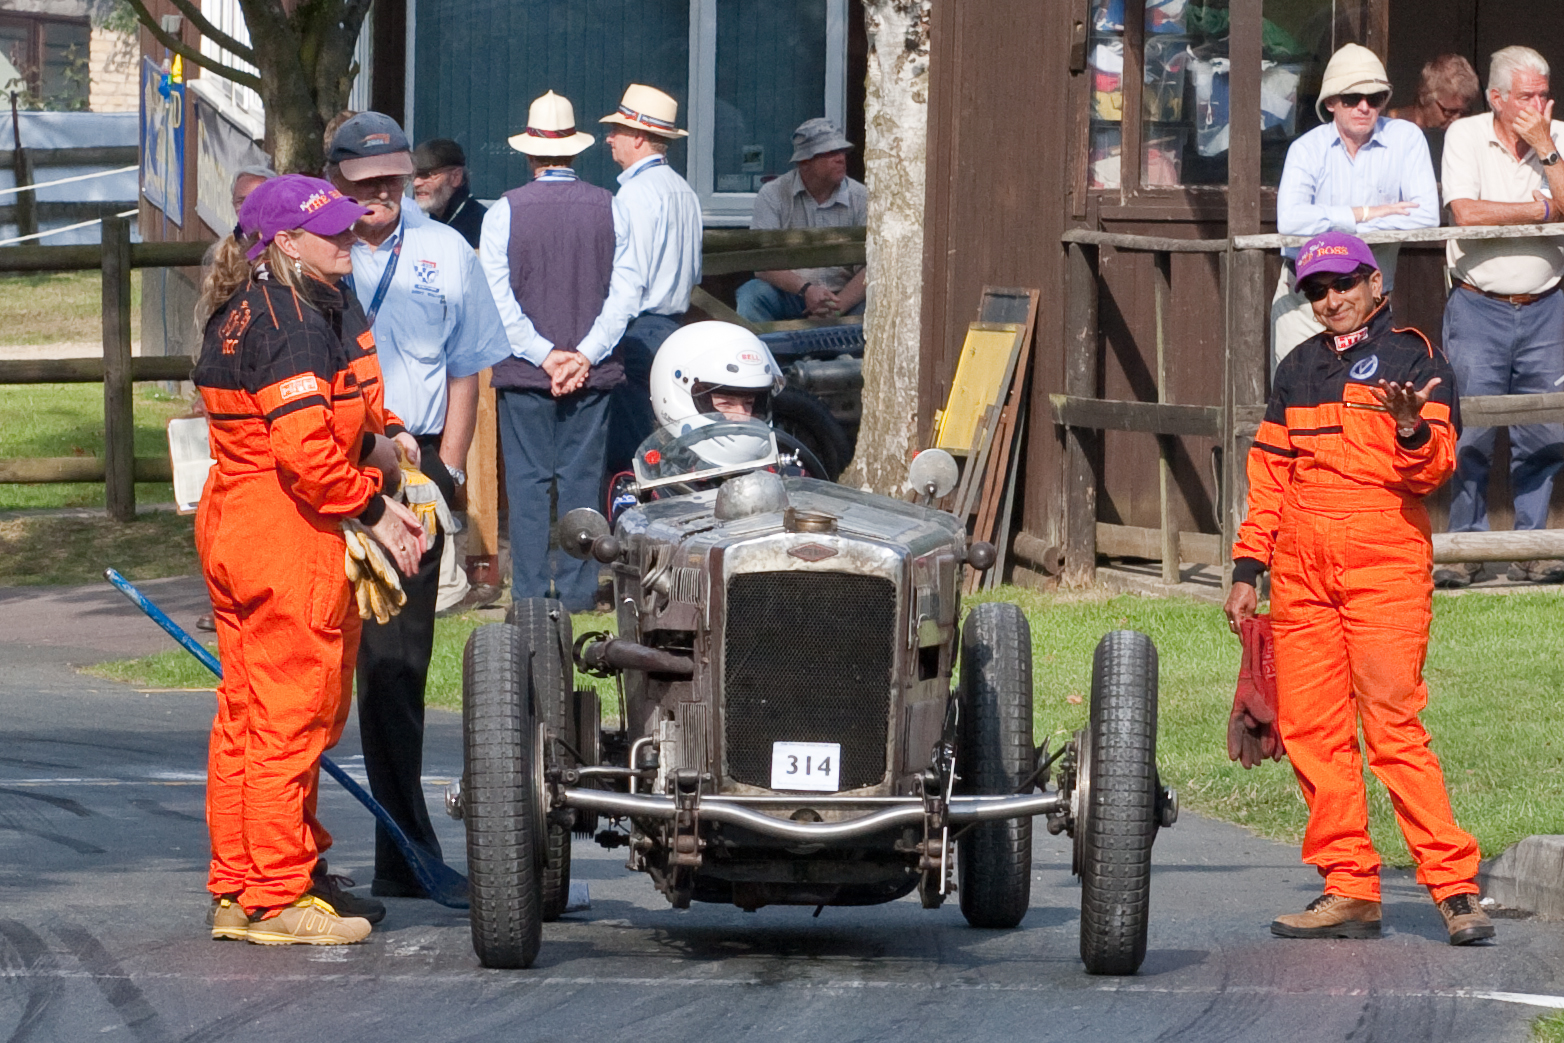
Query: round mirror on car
556 507 609 561
906 449 959 501
714 469 790 521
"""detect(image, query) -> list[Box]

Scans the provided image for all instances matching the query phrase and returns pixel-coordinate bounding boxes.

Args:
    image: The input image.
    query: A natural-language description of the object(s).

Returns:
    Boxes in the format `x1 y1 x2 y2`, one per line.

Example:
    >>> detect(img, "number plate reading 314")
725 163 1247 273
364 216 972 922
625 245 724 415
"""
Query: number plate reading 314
770 741 841 792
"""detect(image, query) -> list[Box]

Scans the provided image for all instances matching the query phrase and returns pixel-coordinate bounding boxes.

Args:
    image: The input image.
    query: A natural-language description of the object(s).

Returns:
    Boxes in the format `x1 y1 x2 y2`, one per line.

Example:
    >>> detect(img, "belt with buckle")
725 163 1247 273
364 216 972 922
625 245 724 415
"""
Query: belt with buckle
1454 279 1560 306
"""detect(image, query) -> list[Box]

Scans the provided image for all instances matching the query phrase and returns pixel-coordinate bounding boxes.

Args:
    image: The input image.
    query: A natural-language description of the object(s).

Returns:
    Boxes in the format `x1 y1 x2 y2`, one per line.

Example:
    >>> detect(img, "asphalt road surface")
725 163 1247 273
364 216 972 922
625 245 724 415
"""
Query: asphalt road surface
3 593 1564 1042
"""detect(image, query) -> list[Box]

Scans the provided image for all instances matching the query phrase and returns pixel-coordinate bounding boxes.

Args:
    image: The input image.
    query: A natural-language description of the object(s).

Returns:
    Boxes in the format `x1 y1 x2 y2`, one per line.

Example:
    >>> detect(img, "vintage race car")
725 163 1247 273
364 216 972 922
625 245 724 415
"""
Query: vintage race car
449 418 1177 974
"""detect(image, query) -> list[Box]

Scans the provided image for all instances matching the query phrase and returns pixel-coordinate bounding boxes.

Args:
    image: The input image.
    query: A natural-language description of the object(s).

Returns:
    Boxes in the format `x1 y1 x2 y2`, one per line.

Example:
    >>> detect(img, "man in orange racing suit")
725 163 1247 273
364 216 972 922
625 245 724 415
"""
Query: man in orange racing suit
195 175 426 945
1224 231 1494 946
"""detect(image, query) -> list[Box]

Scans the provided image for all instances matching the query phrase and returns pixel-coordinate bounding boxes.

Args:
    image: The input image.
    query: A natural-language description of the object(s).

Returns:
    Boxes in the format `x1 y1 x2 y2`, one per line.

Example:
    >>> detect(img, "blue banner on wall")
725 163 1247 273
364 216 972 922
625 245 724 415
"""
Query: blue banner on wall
140 56 185 225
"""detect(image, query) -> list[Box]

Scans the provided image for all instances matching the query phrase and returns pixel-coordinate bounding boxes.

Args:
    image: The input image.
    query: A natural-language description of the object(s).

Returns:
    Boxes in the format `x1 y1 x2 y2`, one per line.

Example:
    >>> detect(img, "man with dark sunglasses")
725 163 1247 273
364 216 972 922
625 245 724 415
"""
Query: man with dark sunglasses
1438 45 1564 588
1274 44 1438 370
1226 231 1492 948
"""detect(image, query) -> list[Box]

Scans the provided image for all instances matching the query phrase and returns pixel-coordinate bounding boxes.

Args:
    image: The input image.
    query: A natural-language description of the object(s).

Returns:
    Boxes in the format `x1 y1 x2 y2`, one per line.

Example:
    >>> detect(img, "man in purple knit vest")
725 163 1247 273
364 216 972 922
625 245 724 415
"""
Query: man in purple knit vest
478 91 622 610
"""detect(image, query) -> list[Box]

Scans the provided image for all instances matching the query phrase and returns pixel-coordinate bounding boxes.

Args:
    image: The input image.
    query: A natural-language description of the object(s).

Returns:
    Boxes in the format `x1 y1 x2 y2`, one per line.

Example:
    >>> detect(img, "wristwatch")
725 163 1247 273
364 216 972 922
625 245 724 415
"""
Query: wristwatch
1542 150 1561 166
447 465 467 486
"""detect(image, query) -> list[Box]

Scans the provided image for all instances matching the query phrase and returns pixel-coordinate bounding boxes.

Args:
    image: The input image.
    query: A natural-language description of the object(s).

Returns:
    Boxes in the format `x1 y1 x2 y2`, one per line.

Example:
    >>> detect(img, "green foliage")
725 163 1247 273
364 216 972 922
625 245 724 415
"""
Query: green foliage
1533 1011 1564 1043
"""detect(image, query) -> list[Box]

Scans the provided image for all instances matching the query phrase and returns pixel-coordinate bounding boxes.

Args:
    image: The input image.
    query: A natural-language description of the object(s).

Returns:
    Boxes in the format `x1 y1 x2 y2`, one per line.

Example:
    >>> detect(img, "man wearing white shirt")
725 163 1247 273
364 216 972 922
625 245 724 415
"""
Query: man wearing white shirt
1436 46 1564 587
479 91 620 610
576 84 704 472
1273 44 1439 369
327 112 510 899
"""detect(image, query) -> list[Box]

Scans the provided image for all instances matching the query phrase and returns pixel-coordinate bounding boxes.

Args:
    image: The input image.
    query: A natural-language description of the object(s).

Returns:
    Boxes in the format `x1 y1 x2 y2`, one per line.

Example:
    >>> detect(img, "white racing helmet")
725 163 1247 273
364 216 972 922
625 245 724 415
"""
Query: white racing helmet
647 322 785 467
650 321 785 431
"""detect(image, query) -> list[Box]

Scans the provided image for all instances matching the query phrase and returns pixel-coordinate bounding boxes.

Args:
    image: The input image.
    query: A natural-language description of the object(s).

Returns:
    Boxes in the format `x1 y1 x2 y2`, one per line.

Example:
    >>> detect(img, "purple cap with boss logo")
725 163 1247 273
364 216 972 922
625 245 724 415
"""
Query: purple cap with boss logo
1295 231 1379 283
238 174 369 260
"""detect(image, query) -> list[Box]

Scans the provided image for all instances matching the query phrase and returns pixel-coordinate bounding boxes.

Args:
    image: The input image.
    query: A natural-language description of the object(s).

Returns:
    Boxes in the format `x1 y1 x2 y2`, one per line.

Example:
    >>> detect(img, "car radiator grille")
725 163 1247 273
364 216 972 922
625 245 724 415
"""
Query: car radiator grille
723 571 896 791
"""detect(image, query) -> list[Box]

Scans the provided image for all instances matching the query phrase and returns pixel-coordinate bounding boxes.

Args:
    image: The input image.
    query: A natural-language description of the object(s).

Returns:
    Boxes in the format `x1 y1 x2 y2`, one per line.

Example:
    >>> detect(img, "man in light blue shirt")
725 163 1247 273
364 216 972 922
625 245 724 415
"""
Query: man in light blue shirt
577 84 704 472
1273 44 1439 368
327 112 509 902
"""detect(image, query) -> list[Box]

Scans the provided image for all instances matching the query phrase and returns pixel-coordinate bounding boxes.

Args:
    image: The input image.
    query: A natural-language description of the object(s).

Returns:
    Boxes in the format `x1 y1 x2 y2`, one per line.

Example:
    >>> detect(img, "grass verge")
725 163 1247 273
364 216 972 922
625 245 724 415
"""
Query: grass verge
0 270 142 346
0 382 189 509
1535 1012 1564 1042
81 586 1564 863
0 510 197 586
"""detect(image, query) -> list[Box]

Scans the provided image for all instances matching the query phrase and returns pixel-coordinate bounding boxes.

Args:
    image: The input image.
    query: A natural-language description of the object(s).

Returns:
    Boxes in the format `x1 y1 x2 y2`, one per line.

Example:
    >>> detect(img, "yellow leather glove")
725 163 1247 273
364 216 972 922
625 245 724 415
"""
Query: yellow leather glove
397 450 440 539
342 521 407 624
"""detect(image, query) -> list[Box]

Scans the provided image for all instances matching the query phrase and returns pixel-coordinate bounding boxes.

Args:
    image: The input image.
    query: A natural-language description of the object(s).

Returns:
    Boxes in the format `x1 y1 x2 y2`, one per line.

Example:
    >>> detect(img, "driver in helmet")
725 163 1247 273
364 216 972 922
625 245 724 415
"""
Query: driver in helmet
608 322 785 520
650 321 782 434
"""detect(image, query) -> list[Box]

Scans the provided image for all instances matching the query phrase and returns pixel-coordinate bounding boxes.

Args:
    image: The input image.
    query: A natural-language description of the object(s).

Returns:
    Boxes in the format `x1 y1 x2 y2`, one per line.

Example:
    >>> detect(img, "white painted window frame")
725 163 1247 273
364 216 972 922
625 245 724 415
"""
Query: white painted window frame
686 0 847 226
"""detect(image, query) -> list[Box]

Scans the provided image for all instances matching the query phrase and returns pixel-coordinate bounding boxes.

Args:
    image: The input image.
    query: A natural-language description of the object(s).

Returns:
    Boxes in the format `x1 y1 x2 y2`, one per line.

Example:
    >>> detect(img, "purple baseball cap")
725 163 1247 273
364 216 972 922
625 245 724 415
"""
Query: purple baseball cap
1295 231 1379 283
238 174 369 260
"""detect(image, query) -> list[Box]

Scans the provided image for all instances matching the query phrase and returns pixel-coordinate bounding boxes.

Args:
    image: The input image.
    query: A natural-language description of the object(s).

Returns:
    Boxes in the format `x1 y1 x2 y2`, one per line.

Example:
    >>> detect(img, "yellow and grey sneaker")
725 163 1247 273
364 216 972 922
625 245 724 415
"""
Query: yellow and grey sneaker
207 893 249 941
245 894 372 946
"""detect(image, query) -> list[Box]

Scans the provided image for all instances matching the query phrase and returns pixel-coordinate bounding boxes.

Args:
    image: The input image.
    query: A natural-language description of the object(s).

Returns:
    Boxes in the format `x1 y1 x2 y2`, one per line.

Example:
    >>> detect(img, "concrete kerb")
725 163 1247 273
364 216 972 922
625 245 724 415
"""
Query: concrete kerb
1481 837 1564 919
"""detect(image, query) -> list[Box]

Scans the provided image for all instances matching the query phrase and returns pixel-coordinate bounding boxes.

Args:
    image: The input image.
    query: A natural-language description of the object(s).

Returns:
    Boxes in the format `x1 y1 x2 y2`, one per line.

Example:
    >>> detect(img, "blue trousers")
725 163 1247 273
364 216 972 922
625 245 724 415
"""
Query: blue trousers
606 314 681 475
1443 286 1564 532
498 388 611 612
736 278 866 322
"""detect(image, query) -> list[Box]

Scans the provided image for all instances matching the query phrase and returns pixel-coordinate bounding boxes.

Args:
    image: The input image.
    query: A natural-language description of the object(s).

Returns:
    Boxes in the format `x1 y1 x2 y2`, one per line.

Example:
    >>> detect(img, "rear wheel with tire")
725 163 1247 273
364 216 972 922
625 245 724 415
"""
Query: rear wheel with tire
507 598 575 921
461 622 542 969
1076 630 1159 976
957 601 1035 929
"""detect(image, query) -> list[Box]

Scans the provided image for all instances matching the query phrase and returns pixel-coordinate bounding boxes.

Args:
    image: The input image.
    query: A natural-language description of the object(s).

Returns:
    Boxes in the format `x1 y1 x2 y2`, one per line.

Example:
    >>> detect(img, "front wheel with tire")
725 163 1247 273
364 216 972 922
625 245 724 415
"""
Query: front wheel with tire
957 601 1035 929
506 598 574 922
1076 629 1159 976
462 622 542 969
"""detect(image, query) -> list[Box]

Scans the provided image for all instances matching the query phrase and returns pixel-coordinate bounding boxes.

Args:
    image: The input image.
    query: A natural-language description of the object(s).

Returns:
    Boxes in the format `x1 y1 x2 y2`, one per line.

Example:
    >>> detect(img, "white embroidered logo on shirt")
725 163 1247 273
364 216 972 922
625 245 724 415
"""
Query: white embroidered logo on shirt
1349 355 1380 381
277 375 318 401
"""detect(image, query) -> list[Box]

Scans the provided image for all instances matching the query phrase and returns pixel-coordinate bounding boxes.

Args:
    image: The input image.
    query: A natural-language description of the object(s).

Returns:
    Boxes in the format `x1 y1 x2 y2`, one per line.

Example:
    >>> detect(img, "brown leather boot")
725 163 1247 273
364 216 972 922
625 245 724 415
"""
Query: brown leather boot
1271 893 1382 939
1437 893 1496 946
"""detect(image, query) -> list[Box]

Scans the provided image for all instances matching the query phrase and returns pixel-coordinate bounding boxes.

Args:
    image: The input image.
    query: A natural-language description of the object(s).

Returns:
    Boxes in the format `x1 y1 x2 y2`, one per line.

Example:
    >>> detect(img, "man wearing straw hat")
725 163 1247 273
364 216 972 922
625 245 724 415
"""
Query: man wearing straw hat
478 91 620 611
576 83 703 472
1273 43 1439 371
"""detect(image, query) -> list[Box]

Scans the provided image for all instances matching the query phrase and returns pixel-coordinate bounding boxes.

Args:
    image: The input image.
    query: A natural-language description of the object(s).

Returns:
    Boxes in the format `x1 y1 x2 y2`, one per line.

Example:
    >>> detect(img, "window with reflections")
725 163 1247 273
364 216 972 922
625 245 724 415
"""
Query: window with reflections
1087 0 1342 192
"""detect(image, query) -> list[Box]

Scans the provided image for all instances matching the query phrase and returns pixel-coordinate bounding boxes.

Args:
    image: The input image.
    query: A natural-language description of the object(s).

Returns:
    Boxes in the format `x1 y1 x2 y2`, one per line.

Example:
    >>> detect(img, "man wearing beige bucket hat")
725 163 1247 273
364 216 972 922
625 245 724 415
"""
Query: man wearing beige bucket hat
1273 43 1438 369
576 83 703 474
478 90 622 610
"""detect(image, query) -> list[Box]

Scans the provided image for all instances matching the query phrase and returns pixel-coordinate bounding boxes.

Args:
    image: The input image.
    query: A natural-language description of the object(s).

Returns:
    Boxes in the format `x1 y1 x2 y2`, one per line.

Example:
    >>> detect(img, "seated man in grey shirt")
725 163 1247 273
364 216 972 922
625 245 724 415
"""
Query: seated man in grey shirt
736 118 868 322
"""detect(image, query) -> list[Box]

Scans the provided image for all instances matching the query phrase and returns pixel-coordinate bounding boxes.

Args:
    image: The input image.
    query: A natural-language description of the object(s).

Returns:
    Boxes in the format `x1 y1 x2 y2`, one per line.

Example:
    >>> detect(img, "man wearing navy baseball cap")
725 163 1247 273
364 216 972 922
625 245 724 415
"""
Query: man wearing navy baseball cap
326 112 510 902
1224 231 1492 947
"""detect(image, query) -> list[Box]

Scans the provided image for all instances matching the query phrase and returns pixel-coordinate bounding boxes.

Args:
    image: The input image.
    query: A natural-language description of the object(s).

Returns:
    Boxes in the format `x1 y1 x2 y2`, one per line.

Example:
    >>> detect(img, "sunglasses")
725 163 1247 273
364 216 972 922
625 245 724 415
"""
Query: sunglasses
1339 91 1390 110
1300 271 1370 301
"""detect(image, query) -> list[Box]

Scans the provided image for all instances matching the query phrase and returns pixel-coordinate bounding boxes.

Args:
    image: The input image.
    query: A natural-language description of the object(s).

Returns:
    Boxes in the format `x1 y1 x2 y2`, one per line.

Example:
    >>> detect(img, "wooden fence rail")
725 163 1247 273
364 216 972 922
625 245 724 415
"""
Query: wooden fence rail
0 224 867 523
1048 224 1564 591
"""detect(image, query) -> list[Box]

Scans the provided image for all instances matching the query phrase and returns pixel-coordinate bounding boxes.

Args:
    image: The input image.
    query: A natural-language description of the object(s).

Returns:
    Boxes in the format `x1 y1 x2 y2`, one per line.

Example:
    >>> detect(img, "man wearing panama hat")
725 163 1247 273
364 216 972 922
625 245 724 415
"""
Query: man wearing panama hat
575 83 704 473
479 90 623 611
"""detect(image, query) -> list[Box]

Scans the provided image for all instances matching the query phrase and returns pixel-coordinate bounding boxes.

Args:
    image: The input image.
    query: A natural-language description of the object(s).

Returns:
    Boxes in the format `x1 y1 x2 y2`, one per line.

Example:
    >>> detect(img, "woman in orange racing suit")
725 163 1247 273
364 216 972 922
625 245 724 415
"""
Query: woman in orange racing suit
1224 231 1493 947
193 175 426 945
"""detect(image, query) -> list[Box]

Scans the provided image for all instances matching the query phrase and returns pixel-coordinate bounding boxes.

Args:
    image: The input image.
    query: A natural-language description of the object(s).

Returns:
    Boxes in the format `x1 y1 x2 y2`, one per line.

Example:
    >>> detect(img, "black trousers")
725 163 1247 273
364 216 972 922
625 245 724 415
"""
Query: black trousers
356 433 453 893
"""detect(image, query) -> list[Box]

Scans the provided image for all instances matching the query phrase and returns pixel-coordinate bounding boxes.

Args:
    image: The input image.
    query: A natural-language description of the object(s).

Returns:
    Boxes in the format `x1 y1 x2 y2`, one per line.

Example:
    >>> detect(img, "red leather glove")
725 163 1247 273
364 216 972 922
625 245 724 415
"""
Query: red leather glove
1227 614 1284 768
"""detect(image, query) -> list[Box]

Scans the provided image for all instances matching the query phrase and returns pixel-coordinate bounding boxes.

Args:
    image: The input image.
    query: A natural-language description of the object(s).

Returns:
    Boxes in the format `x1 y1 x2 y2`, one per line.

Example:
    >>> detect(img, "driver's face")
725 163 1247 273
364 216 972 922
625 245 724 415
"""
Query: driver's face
710 392 757 421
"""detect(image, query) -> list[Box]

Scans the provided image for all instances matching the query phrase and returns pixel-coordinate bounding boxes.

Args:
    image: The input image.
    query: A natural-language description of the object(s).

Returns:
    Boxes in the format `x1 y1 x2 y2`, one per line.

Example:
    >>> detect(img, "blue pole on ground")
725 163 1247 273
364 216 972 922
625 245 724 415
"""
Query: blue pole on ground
103 568 470 909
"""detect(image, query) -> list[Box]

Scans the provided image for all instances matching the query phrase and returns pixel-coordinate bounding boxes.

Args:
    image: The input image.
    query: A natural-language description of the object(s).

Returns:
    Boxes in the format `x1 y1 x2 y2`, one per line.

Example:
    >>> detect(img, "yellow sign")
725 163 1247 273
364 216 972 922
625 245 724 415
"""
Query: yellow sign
932 324 1024 454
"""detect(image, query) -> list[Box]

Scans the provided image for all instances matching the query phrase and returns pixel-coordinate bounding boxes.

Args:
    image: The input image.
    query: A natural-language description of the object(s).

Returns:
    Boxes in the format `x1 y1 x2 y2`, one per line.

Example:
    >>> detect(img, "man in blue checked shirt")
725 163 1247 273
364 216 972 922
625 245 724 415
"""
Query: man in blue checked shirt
576 83 704 474
1273 44 1439 370
326 112 510 902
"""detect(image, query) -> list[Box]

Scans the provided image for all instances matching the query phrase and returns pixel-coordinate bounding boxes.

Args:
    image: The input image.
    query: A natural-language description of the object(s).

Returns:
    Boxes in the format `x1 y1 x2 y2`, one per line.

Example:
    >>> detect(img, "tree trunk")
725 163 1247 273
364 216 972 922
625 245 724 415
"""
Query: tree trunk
840 0 932 495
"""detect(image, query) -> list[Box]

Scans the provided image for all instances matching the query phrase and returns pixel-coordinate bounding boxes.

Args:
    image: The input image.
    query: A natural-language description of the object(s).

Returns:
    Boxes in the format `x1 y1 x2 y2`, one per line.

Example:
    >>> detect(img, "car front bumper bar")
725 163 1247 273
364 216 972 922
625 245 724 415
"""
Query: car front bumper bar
560 789 1066 843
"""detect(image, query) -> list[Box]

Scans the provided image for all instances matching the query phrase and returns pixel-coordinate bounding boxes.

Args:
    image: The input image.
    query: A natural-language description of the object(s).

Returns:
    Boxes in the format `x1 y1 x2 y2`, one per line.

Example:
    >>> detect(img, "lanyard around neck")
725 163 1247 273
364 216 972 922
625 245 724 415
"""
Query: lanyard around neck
356 233 403 327
626 155 667 179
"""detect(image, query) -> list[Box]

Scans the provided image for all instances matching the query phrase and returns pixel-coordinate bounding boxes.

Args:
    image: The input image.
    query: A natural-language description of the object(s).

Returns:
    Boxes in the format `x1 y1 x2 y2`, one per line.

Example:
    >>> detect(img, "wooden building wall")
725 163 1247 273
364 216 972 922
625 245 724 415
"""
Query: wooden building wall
920 2 1075 555
923 0 1564 563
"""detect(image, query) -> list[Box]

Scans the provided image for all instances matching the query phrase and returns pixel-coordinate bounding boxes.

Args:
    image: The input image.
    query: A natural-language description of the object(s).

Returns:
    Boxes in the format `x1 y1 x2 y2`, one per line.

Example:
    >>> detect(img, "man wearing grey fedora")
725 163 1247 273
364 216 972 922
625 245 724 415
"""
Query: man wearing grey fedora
736 117 868 323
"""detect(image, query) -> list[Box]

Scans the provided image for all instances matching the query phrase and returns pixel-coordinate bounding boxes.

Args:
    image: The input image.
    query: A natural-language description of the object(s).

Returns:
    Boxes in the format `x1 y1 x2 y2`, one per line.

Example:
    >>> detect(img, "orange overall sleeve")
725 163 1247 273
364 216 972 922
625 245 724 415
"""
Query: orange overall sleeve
1233 400 1297 583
